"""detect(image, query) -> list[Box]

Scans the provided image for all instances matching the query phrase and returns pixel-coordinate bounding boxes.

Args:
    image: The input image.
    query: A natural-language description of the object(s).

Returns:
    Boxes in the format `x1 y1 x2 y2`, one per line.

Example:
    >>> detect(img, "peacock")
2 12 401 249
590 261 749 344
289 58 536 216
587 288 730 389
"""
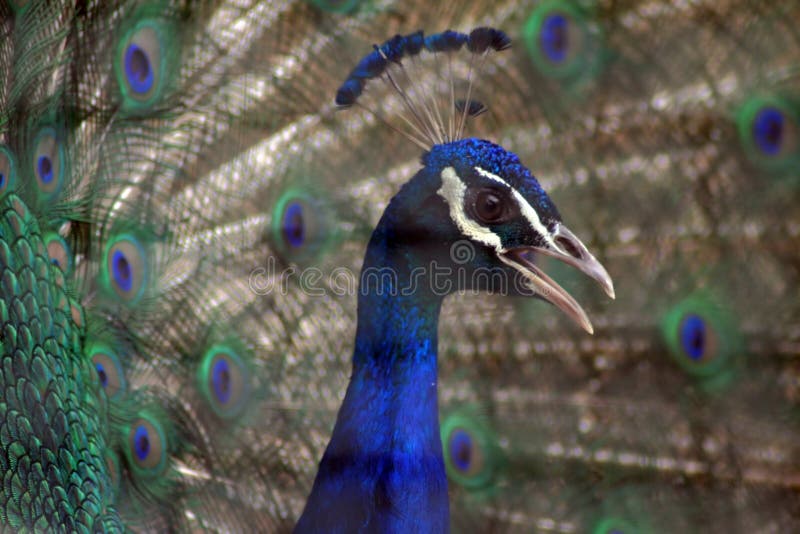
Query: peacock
1 0 799 533
296 27 615 532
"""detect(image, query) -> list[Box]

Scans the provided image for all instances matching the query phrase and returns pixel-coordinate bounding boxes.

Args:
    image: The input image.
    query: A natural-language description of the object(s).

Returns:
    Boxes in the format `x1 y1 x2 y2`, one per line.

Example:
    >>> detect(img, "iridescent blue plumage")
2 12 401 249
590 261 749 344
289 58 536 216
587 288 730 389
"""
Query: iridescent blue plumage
404 30 425 55
351 51 387 80
299 138 554 532
378 34 406 63
298 109 612 531
424 30 468 53
300 27 612 529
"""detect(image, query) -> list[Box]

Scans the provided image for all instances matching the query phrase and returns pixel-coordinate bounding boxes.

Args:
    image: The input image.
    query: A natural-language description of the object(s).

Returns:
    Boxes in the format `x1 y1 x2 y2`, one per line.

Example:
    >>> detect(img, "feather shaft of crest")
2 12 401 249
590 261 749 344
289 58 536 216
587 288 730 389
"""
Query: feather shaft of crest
457 51 488 140
420 55 447 144
354 103 430 151
399 60 445 145
376 47 436 145
334 28 511 148
457 61 475 142
382 67 437 146
448 55 456 143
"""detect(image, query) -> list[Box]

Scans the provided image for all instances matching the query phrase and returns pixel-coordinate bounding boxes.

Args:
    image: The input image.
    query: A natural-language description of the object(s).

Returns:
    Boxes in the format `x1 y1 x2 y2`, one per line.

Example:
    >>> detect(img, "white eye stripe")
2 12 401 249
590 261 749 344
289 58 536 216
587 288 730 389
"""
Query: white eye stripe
438 167 502 249
473 166 510 187
473 166 556 249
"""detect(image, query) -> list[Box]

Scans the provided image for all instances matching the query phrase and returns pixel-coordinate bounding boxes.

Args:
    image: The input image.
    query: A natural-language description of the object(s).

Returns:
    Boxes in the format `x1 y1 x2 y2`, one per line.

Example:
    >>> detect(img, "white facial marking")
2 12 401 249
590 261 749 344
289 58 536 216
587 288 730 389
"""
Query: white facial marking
473 166 557 249
437 167 502 249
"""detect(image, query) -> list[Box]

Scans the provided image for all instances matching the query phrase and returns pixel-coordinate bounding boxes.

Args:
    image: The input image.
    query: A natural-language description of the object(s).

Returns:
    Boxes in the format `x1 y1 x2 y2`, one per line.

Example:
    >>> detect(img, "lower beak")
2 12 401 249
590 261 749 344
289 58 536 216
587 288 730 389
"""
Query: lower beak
498 226 614 335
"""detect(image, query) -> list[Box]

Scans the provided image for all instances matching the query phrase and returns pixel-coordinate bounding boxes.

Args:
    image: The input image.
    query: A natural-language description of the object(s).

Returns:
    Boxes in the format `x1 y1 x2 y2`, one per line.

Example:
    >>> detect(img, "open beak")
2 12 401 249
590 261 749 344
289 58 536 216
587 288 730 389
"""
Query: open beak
498 225 614 335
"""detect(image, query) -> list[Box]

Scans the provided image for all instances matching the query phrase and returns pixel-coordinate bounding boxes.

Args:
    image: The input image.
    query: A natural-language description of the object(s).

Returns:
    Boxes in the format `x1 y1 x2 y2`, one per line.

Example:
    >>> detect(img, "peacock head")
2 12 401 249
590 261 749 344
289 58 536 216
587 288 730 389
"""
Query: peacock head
391 136 614 333
340 28 613 332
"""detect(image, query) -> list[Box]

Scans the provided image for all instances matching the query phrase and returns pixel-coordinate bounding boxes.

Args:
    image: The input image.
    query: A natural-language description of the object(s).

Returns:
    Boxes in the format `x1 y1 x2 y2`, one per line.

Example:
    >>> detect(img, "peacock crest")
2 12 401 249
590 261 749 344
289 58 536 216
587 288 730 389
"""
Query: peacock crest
334 27 511 148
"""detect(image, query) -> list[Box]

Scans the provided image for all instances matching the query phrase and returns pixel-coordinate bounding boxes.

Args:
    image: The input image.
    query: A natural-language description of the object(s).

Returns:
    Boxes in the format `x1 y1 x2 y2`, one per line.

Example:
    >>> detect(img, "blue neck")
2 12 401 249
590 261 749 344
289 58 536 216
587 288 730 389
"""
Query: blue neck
296 210 450 533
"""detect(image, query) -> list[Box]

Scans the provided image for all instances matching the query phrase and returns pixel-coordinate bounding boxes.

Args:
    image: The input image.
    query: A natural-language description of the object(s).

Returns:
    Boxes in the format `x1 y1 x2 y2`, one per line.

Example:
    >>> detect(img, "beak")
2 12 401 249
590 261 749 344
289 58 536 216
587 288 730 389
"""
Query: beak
498 224 614 335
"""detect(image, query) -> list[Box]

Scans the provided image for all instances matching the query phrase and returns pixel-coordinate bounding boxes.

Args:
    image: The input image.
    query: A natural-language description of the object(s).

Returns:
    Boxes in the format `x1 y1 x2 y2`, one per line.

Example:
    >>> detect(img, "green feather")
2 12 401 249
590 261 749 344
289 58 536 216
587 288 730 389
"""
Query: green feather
736 94 800 177
522 0 607 87
113 5 182 113
0 194 122 531
197 341 253 421
660 292 743 390
441 408 503 492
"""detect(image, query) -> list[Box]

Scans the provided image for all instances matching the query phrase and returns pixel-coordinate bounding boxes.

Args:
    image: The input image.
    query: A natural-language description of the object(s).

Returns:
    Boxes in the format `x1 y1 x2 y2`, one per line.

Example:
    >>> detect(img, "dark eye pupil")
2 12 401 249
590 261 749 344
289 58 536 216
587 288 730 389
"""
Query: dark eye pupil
96 363 108 387
455 440 471 468
476 192 503 222
130 47 150 82
692 329 704 352
219 368 230 393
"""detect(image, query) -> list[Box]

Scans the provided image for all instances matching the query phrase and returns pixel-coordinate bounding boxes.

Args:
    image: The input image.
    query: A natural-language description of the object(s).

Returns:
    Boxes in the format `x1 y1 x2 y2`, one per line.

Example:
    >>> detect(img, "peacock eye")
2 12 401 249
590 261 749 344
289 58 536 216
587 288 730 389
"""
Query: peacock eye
114 18 175 112
441 411 499 490
103 234 148 304
661 294 741 388
736 95 799 173
127 417 167 475
198 345 250 420
89 344 126 400
472 189 507 224
32 127 65 202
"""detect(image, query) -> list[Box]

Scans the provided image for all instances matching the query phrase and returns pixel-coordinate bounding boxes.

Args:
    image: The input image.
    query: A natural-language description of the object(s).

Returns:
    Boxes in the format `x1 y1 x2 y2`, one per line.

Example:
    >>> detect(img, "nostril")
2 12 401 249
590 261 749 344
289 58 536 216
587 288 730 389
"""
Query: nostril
555 235 582 259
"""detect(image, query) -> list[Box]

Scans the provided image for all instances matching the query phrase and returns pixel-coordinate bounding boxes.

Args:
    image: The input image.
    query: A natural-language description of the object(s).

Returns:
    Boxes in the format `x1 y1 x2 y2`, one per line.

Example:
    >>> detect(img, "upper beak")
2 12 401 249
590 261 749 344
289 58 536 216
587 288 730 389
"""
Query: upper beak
498 224 614 335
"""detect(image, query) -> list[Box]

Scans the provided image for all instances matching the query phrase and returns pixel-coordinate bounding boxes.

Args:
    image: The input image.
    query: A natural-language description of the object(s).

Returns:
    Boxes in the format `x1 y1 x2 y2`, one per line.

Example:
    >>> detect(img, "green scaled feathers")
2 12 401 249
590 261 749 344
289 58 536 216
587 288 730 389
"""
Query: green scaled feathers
0 194 123 531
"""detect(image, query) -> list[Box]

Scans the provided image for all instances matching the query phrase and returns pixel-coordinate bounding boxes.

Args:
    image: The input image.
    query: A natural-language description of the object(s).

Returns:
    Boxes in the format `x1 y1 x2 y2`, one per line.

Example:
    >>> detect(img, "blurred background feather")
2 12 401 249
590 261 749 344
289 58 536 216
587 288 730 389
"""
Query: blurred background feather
0 0 798 532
